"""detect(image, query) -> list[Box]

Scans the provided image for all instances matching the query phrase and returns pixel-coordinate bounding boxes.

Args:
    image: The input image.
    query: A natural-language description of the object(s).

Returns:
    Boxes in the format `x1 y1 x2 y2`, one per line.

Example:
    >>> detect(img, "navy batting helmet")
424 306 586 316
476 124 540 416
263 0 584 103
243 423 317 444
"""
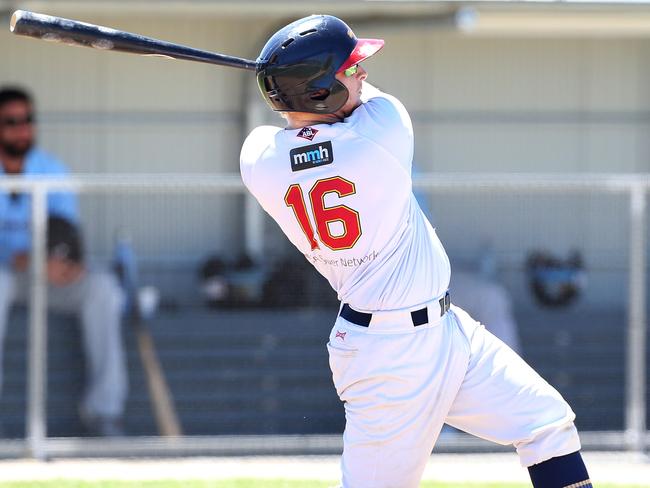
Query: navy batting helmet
47 215 83 264
256 15 384 114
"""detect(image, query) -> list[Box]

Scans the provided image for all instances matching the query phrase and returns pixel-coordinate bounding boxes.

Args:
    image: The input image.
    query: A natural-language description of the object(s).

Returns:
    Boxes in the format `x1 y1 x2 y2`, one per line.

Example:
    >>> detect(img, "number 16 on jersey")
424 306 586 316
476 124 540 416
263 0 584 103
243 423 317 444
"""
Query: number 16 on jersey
284 176 362 252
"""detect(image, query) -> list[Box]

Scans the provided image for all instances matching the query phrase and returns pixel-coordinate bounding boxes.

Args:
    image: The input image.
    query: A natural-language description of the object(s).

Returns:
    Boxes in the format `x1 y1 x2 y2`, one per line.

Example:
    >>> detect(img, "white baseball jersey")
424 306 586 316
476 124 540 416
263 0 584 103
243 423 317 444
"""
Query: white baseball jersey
241 82 582 488
240 83 450 311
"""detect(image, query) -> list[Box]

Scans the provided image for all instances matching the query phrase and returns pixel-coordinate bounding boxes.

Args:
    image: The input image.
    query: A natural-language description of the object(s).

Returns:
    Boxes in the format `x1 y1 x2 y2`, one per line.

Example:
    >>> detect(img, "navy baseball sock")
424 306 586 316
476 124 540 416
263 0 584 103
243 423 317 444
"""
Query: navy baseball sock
528 451 592 488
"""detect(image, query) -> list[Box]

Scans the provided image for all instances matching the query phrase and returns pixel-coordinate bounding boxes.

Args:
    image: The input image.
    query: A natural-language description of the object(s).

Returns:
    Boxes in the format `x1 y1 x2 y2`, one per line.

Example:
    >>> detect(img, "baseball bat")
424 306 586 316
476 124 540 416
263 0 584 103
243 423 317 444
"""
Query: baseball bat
10 10 257 70
133 317 183 437
114 237 182 437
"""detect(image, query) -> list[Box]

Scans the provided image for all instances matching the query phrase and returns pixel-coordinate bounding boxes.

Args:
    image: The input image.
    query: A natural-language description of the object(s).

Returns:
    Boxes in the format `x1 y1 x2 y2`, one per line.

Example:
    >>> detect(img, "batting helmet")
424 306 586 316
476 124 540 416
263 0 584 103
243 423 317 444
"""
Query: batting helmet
47 215 83 264
526 250 586 308
256 15 384 114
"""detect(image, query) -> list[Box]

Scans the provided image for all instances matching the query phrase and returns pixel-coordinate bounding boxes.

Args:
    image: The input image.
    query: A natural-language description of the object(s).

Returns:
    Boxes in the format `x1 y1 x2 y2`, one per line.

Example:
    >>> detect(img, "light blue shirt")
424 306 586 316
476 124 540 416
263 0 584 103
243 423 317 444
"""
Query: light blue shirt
0 148 78 265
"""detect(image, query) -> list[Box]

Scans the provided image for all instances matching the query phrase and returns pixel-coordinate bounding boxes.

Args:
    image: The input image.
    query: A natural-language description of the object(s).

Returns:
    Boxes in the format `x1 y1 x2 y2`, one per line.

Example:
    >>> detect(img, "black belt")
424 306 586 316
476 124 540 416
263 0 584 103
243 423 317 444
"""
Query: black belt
340 292 451 328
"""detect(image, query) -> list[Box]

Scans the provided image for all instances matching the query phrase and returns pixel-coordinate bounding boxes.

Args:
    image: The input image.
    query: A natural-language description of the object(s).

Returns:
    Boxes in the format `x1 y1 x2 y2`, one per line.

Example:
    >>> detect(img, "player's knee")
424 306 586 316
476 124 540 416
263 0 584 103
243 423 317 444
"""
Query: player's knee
515 419 582 468
85 271 123 312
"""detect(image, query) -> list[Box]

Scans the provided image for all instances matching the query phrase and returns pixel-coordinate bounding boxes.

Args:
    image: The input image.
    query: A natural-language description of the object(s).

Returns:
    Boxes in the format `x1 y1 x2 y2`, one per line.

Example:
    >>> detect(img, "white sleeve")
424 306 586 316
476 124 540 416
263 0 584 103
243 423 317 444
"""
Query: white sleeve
239 125 281 192
347 82 414 172
359 82 384 104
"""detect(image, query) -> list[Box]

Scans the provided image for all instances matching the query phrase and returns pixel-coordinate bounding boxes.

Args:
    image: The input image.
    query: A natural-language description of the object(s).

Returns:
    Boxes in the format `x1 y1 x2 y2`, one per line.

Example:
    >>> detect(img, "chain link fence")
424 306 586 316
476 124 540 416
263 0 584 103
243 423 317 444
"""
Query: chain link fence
0 173 647 459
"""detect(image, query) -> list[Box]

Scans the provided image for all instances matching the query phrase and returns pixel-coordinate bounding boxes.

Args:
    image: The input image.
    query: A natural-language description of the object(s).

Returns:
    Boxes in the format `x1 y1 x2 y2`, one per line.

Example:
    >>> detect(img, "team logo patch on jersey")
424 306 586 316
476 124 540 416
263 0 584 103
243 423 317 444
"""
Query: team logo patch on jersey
297 126 318 141
290 141 334 172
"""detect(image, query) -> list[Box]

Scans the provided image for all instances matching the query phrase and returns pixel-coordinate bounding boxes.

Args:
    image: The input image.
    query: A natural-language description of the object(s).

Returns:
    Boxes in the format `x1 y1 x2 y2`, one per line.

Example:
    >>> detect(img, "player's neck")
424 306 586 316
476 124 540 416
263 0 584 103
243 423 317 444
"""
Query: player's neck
0 152 25 175
283 111 343 129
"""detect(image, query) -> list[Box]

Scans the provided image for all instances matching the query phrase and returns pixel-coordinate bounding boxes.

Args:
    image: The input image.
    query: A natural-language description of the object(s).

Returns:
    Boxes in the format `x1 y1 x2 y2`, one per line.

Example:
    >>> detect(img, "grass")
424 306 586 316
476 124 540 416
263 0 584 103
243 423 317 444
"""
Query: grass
0 481 645 488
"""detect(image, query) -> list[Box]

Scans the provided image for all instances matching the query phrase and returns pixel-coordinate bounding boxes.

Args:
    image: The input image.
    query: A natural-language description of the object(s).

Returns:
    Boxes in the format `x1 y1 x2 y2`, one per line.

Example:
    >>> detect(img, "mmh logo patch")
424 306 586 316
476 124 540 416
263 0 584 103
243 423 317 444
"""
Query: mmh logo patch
289 141 334 172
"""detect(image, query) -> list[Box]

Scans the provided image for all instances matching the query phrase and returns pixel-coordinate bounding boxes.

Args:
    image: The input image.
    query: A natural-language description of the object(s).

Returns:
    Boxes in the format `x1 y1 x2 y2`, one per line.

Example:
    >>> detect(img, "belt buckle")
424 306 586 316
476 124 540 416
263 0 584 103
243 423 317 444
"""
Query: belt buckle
439 292 451 316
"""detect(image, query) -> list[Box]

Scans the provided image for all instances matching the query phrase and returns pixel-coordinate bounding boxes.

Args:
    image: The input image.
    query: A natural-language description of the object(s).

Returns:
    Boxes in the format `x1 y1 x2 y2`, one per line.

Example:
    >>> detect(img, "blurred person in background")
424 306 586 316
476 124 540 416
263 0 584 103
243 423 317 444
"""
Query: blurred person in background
0 86 127 437
413 166 522 354
450 261 522 354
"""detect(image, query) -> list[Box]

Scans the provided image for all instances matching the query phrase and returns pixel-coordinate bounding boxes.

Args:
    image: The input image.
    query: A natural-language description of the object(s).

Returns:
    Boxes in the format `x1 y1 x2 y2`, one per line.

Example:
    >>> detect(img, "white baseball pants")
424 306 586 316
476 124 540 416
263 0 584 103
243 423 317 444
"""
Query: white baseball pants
328 302 581 488
0 267 128 419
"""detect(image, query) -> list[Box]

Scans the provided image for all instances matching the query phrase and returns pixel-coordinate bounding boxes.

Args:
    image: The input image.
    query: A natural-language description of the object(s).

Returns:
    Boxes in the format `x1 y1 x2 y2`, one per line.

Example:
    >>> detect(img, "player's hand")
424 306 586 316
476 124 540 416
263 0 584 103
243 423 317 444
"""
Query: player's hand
12 252 29 272
47 257 84 287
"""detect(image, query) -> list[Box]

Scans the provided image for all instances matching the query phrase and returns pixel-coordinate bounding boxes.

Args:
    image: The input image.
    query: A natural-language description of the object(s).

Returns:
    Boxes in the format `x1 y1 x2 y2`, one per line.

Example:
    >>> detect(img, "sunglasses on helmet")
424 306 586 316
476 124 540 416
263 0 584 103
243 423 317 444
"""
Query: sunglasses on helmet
343 64 359 77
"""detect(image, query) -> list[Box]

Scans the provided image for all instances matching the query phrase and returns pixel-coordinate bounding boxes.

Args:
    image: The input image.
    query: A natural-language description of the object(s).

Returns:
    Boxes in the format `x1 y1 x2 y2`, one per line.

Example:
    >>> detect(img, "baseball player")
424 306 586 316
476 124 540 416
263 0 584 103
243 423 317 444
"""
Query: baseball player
0 87 127 437
241 15 592 488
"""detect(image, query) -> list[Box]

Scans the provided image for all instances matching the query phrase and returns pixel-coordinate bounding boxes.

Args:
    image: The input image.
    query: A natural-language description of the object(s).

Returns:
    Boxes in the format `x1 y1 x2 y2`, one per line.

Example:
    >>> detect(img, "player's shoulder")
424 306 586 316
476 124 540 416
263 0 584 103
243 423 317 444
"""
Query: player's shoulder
241 125 283 163
343 86 413 164
25 148 69 174
351 90 411 132
240 125 283 191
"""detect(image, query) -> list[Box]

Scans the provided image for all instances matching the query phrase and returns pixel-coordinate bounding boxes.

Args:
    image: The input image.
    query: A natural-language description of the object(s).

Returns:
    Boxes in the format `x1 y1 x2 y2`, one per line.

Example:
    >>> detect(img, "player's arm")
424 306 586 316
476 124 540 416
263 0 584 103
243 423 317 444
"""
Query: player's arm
350 82 414 171
46 163 79 224
240 125 281 193
359 81 384 103
12 252 29 272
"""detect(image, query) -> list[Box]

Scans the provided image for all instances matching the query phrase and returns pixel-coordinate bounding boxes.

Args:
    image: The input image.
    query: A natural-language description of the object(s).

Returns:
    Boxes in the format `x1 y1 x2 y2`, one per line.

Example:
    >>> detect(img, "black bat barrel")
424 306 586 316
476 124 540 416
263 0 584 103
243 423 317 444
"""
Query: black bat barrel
10 10 258 71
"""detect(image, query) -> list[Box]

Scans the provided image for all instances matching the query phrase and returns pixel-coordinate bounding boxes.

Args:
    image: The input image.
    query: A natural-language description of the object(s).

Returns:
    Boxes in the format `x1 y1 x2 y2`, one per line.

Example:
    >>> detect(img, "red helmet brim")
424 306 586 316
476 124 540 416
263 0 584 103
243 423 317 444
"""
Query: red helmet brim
337 38 385 73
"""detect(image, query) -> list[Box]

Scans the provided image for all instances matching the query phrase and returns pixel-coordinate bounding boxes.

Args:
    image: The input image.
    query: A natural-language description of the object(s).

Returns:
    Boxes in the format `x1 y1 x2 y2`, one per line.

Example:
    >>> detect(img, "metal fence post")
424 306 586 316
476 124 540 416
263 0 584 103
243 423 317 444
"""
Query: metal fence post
626 184 647 452
0 173 642 458
26 184 48 460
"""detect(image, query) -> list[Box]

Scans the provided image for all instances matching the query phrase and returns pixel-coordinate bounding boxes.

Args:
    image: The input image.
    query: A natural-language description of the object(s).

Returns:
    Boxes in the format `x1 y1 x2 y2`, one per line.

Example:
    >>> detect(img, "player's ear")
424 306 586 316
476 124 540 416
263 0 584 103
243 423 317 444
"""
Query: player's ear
309 88 330 101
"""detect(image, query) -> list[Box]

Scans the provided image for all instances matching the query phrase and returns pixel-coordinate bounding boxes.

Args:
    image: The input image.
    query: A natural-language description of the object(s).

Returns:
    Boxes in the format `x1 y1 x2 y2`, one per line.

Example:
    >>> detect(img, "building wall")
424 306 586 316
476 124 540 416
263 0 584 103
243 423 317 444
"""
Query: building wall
1 14 278 262
2 13 649 303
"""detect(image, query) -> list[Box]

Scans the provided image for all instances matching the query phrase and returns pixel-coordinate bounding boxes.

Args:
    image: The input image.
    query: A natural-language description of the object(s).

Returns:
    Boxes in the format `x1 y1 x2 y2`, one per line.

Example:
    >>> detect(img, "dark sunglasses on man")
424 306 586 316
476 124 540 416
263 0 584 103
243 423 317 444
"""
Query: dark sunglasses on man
0 114 35 127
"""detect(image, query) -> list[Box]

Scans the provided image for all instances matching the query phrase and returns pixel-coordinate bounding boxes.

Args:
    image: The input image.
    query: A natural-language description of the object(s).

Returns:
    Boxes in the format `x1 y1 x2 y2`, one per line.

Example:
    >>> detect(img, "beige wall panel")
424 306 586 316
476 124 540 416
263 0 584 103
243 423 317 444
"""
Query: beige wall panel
1 15 268 112
38 123 107 173
91 16 260 112
415 124 642 172
103 123 241 172
583 125 646 172
35 120 241 173
0 28 104 111
353 30 434 109
426 36 586 111
365 33 649 113
415 124 584 172
583 39 649 111
3 10 650 294
2 14 253 260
